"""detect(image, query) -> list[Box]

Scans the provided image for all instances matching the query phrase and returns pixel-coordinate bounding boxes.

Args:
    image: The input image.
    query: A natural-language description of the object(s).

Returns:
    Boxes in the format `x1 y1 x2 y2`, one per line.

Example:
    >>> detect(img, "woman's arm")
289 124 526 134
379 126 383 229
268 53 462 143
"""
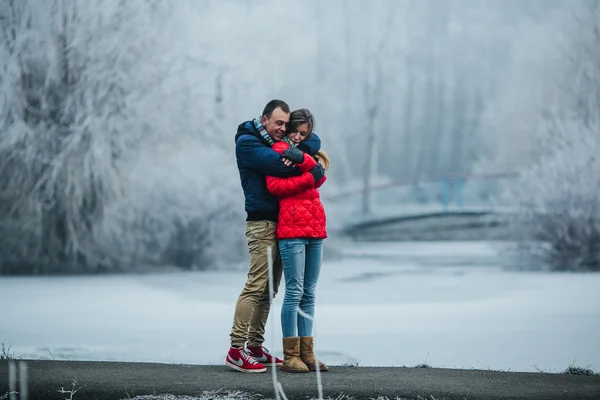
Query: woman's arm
266 142 321 197
267 172 316 198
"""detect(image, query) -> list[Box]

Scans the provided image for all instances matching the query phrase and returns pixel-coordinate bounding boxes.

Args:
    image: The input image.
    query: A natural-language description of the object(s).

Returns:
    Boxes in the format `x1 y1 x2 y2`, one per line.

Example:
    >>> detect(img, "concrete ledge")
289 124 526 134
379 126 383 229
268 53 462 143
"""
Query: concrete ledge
1 360 599 400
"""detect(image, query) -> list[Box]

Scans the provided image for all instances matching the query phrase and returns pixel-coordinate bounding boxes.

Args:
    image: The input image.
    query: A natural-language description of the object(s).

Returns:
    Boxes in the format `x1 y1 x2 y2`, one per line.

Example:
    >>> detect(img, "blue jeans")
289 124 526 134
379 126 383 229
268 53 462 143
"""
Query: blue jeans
279 238 324 338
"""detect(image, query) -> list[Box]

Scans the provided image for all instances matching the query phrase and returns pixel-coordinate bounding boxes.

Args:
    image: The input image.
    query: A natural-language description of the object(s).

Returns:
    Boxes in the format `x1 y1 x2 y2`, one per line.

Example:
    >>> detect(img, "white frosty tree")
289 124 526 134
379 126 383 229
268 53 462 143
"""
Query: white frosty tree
500 0 600 271
358 0 402 214
0 0 172 272
504 118 600 271
0 0 244 273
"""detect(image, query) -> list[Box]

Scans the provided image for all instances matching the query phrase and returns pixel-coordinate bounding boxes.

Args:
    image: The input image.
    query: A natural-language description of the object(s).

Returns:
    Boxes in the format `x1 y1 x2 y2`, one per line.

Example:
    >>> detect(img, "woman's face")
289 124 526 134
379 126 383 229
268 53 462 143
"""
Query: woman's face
287 123 310 144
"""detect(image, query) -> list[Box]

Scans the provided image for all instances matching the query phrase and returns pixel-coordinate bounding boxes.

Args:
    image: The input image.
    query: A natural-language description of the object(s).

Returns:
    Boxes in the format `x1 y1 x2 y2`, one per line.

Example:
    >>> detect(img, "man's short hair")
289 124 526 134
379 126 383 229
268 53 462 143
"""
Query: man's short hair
262 99 290 118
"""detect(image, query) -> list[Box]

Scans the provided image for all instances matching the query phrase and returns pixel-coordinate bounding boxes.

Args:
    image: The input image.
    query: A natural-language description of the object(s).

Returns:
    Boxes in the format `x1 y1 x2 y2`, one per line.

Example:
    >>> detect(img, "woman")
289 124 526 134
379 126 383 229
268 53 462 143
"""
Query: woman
266 108 330 373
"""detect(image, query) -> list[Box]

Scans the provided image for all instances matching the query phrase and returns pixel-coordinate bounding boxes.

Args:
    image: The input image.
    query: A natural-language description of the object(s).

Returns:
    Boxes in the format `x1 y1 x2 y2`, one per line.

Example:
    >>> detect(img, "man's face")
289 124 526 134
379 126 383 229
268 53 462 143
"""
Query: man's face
261 107 289 141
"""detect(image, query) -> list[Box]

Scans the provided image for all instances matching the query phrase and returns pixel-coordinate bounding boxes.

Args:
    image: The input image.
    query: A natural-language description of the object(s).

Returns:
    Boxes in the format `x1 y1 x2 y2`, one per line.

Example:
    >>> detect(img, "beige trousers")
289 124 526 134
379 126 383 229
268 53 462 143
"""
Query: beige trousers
230 221 283 348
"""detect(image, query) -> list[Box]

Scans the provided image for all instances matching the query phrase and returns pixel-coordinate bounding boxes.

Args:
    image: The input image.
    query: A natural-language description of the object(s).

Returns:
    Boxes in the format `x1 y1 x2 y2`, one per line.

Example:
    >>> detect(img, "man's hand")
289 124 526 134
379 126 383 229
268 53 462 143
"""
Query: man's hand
282 148 304 165
309 163 325 183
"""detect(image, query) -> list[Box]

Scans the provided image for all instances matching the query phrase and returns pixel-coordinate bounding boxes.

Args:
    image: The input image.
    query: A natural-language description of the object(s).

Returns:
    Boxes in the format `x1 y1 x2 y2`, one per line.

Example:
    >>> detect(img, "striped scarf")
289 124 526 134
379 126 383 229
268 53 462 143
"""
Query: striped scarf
282 136 298 148
253 116 298 148
253 116 274 146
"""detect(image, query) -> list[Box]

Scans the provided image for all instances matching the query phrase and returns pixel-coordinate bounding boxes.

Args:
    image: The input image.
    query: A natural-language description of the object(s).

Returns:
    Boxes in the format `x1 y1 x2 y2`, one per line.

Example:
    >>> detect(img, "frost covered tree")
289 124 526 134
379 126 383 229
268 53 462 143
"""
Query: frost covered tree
357 0 403 214
505 120 600 271
498 0 600 271
0 0 244 274
0 0 173 272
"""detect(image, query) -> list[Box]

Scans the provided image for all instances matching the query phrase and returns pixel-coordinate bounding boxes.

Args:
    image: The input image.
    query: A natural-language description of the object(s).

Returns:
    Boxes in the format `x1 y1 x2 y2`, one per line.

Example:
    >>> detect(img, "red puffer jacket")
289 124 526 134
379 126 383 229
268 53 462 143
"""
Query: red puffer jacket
266 141 327 240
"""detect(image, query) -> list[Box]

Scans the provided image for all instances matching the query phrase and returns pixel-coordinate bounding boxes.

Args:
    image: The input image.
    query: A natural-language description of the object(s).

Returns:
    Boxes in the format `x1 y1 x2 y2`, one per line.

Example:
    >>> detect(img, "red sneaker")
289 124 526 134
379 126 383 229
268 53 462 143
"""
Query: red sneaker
225 347 267 373
246 345 283 367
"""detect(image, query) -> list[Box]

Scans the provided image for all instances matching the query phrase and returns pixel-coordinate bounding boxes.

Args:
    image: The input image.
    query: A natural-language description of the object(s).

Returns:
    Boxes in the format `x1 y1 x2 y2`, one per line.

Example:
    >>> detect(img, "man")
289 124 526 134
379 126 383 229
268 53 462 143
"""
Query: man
226 99 324 373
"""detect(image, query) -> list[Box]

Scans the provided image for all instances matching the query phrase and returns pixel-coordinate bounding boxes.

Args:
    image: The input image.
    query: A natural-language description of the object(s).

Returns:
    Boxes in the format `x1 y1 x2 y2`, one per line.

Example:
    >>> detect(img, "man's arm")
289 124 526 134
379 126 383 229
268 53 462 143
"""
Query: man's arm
298 133 321 155
236 136 301 178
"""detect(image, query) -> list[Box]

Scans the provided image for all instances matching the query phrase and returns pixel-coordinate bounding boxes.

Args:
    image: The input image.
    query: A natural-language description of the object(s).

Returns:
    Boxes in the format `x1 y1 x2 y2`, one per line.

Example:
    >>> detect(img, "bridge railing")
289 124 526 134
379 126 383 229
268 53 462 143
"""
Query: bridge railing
323 172 520 215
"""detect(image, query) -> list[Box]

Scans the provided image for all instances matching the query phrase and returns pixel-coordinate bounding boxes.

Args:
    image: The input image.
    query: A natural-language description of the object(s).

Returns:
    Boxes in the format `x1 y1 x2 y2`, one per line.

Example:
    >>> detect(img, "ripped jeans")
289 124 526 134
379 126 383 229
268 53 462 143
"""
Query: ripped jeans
278 238 324 338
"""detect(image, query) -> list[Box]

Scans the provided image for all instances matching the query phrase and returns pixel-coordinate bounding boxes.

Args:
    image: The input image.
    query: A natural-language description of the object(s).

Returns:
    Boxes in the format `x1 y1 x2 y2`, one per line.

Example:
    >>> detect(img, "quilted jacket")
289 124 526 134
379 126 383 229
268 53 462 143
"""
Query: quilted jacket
266 141 327 240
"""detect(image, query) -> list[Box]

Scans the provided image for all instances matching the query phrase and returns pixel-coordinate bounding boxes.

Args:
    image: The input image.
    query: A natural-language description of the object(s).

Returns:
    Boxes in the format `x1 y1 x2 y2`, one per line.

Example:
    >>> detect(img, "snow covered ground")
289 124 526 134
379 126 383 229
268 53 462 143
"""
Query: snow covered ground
1 241 599 373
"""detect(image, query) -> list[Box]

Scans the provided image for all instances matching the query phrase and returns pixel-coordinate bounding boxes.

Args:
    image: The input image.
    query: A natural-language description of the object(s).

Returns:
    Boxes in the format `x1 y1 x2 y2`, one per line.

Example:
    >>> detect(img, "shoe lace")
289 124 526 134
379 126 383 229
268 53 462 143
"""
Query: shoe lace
240 350 259 365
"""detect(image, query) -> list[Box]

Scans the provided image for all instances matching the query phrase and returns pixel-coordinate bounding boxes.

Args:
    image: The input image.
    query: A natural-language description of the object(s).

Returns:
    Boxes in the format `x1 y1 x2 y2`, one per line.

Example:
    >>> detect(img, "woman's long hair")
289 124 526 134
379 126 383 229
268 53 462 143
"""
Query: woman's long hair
288 108 330 170
315 150 330 171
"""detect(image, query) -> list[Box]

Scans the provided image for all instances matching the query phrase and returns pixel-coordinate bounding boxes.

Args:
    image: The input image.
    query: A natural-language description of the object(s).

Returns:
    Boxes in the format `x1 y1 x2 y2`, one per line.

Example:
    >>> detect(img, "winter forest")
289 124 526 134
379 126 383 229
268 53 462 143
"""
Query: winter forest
0 0 599 274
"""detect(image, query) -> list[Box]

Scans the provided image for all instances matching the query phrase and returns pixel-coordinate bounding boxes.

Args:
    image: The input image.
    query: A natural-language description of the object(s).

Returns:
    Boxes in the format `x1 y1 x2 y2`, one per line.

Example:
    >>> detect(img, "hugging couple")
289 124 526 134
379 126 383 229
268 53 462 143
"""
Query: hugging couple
226 99 329 374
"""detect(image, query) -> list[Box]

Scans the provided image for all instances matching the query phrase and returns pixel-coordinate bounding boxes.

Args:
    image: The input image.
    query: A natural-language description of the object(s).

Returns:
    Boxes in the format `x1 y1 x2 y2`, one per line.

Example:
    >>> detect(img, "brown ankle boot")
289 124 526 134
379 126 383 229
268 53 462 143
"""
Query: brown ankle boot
282 337 309 373
300 336 329 372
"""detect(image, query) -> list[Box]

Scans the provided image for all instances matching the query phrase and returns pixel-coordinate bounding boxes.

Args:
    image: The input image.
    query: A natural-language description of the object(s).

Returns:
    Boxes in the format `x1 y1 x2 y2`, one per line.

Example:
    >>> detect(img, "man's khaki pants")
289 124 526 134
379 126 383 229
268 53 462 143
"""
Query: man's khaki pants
230 220 283 348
